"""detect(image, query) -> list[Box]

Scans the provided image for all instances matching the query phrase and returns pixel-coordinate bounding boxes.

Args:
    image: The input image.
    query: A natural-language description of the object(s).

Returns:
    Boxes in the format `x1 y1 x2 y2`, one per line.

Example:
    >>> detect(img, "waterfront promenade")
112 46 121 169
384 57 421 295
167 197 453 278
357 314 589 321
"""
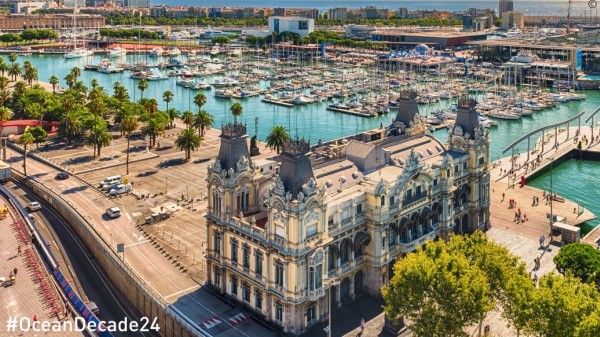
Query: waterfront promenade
490 125 600 246
0 196 83 337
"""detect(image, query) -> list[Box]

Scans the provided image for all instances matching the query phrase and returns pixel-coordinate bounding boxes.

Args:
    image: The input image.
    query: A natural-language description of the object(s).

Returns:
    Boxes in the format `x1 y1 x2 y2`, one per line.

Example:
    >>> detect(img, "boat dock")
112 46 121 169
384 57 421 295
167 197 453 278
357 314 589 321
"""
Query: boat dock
261 98 294 108
326 106 376 118
490 125 600 246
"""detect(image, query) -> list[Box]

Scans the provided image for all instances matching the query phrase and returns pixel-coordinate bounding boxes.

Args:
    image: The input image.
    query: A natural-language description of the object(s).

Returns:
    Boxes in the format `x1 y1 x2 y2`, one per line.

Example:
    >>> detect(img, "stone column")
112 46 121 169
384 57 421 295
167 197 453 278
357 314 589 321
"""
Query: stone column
349 275 355 300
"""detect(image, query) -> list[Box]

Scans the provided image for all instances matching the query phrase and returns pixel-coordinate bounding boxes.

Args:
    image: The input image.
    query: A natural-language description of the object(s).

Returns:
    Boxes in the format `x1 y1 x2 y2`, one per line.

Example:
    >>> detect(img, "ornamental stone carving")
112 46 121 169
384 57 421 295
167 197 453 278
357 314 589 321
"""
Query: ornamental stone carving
236 156 249 173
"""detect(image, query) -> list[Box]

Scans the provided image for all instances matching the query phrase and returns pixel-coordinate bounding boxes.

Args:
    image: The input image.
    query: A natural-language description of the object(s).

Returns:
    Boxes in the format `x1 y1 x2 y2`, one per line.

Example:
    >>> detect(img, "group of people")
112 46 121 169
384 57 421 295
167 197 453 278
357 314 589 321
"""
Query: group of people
514 208 527 223
531 196 540 206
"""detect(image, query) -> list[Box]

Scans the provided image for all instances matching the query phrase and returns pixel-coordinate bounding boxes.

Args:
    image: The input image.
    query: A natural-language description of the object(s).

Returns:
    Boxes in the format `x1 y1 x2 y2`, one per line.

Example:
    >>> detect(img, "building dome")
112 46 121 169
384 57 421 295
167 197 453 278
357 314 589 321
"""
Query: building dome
414 44 429 56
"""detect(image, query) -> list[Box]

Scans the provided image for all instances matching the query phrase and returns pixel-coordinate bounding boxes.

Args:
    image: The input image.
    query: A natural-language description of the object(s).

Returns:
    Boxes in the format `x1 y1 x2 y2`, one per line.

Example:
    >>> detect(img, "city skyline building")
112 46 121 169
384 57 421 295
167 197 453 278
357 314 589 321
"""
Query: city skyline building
499 0 514 17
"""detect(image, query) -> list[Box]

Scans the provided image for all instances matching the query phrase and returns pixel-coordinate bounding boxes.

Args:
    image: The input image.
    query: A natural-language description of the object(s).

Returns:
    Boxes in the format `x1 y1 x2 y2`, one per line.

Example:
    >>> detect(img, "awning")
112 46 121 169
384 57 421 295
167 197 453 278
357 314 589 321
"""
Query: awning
354 232 371 248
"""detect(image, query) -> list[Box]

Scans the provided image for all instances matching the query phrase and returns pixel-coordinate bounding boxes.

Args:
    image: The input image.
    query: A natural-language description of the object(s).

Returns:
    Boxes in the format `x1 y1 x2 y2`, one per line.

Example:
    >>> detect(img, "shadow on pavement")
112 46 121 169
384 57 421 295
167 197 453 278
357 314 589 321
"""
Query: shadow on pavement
62 185 89 194
157 158 186 168
137 170 158 178
63 156 94 165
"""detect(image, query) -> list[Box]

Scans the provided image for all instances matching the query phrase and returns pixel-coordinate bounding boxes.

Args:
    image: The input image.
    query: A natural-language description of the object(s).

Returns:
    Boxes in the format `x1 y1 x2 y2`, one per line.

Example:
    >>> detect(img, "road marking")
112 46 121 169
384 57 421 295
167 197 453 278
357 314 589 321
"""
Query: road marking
164 285 201 300
124 240 150 248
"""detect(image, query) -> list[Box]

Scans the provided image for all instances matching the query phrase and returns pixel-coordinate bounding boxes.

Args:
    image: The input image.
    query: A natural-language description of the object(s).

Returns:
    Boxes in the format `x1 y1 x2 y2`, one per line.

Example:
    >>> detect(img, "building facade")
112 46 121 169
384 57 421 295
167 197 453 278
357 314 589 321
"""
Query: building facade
0 14 105 31
268 16 314 37
502 11 524 29
205 93 491 334
499 0 514 18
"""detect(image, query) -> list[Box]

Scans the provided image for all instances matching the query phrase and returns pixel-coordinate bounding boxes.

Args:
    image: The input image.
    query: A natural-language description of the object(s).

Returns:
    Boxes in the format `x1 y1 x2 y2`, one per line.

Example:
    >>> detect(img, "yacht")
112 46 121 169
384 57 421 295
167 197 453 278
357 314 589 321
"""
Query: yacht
203 27 223 39
511 51 536 63
64 48 93 59
214 89 233 99
167 47 182 57
210 46 220 57
505 26 523 38
211 77 240 87
108 46 127 58
97 59 124 73
149 47 164 58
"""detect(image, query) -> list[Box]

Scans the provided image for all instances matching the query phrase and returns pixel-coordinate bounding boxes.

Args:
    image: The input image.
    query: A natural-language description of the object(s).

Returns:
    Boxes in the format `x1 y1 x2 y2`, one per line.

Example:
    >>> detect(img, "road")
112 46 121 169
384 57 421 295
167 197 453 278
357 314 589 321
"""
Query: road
8 180 160 337
7 146 279 337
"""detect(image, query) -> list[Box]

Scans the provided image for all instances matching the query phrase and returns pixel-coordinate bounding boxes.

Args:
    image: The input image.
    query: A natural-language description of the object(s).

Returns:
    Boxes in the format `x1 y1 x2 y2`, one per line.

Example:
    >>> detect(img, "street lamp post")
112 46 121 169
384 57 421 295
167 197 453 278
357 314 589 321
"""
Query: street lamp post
324 278 338 337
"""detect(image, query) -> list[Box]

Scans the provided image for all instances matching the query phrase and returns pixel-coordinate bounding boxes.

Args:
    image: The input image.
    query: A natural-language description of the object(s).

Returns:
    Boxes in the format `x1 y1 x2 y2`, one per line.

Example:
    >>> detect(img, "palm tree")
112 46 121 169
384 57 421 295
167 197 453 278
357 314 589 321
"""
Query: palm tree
23 66 38 86
162 90 174 111
8 53 16 65
49 75 59 93
137 78 148 100
0 62 8 78
91 78 99 90
121 115 139 175
139 98 158 115
194 110 214 137
113 82 129 102
193 93 207 111
17 130 34 175
0 76 8 90
166 107 181 128
141 115 166 148
0 89 10 107
181 110 194 129
64 73 76 89
230 102 243 123
59 110 84 145
87 122 113 157
0 57 5 77
70 66 81 80
175 128 201 161
8 63 21 82
266 125 290 154
0 106 13 137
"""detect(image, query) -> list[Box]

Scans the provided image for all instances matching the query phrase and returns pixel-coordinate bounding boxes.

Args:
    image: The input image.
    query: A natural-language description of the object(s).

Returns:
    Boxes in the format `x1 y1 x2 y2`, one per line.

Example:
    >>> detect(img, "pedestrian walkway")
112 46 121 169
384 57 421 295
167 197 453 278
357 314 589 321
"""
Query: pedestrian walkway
0 199 82 336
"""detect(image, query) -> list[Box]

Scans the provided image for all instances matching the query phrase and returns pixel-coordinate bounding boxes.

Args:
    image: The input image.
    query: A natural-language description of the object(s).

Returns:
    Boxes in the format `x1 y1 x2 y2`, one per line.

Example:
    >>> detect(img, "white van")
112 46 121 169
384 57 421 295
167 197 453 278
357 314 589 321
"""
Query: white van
100 176 122 190
109 183 132 196
106 207 121 219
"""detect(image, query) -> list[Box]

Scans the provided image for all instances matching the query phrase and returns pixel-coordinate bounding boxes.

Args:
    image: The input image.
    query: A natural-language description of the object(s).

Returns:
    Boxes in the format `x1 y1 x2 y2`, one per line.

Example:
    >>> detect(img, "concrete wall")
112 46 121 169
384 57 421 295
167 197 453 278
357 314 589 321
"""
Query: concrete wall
12 172 202 337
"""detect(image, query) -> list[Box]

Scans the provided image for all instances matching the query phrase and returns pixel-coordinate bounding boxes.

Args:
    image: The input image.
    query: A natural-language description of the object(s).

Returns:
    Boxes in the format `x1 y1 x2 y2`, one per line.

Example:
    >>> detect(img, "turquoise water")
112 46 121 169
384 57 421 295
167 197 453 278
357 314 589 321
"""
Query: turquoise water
528 159 600 234
581 75 600 80
13 54 600 230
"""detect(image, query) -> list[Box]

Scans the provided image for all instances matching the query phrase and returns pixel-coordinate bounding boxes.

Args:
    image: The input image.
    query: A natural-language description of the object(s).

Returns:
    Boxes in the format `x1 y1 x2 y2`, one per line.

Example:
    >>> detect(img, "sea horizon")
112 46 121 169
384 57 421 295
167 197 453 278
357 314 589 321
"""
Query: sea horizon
148 0 583 17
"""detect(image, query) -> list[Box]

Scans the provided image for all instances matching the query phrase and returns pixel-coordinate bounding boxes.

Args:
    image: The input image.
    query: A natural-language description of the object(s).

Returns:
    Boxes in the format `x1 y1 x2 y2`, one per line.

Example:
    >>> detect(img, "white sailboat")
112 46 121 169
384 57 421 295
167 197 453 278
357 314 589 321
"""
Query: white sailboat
108 45 127 58
64 8 93 59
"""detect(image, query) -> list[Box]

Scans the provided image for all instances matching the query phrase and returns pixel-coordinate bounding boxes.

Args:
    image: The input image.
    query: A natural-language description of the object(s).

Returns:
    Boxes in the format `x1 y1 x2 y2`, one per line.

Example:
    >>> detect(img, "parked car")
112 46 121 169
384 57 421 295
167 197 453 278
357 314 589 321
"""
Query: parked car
99 175 122 190
56 171 70 180
27 201 41 211
105 207 121 219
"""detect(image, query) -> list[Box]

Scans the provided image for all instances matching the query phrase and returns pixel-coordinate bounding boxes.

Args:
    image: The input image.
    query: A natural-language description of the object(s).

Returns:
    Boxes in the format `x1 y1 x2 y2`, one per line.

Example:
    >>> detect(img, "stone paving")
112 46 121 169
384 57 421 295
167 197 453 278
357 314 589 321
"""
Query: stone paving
0 199 83 337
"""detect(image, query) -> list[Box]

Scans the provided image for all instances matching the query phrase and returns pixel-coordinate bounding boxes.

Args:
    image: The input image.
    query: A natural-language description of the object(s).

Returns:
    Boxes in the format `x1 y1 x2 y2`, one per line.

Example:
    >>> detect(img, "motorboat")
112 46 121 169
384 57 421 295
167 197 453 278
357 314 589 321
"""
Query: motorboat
211 77 240 87
210 46 220 57
214 89 233 99
64 48 93 59
97 58 124 73
167 47 182 57
108 46 127 58
505 26 522 38
149 47 164 57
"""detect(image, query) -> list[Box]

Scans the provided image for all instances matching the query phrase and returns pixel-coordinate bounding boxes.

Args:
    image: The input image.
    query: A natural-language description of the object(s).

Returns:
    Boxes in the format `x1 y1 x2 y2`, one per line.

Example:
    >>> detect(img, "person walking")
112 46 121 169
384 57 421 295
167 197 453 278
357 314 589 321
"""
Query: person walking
539 236 543 247
542 235 546 246
360 318 365 332
17 244 21 256
13 267 17 277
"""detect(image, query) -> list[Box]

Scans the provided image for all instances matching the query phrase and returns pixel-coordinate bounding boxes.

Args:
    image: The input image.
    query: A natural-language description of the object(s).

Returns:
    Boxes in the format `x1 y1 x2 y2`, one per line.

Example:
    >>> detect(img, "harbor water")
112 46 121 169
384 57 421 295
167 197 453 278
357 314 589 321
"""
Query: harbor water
14 53 600 232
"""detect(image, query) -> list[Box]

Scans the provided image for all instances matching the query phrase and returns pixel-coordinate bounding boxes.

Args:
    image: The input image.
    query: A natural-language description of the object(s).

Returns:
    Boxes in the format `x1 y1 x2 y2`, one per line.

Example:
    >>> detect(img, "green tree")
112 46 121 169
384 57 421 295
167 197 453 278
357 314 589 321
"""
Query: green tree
141 113 167 148
166 107 180 128
181 110 194 129
575 304 600 337
528 274 600 337
8 62 21 82
121 115 139 175
382 238 493 337
194 110 214 137
175 128 201 161
266 125 290 154
162 90 174 111
59 109 83 145
0 106 12 136
18 130 34 175
49 75 59 93
8 53 16 65
137 78 148 100
87 121 113 157
0 76 7 91
193 93 207 111
28 125 47 149
554 243 600 285
230 102 243 123
113 81 129 102
212 36 230 45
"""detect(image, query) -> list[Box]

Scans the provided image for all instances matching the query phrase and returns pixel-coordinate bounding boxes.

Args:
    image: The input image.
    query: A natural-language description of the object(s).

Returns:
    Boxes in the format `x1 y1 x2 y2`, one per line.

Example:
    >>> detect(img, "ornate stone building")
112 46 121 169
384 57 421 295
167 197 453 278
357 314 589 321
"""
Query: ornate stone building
205 93 491 334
